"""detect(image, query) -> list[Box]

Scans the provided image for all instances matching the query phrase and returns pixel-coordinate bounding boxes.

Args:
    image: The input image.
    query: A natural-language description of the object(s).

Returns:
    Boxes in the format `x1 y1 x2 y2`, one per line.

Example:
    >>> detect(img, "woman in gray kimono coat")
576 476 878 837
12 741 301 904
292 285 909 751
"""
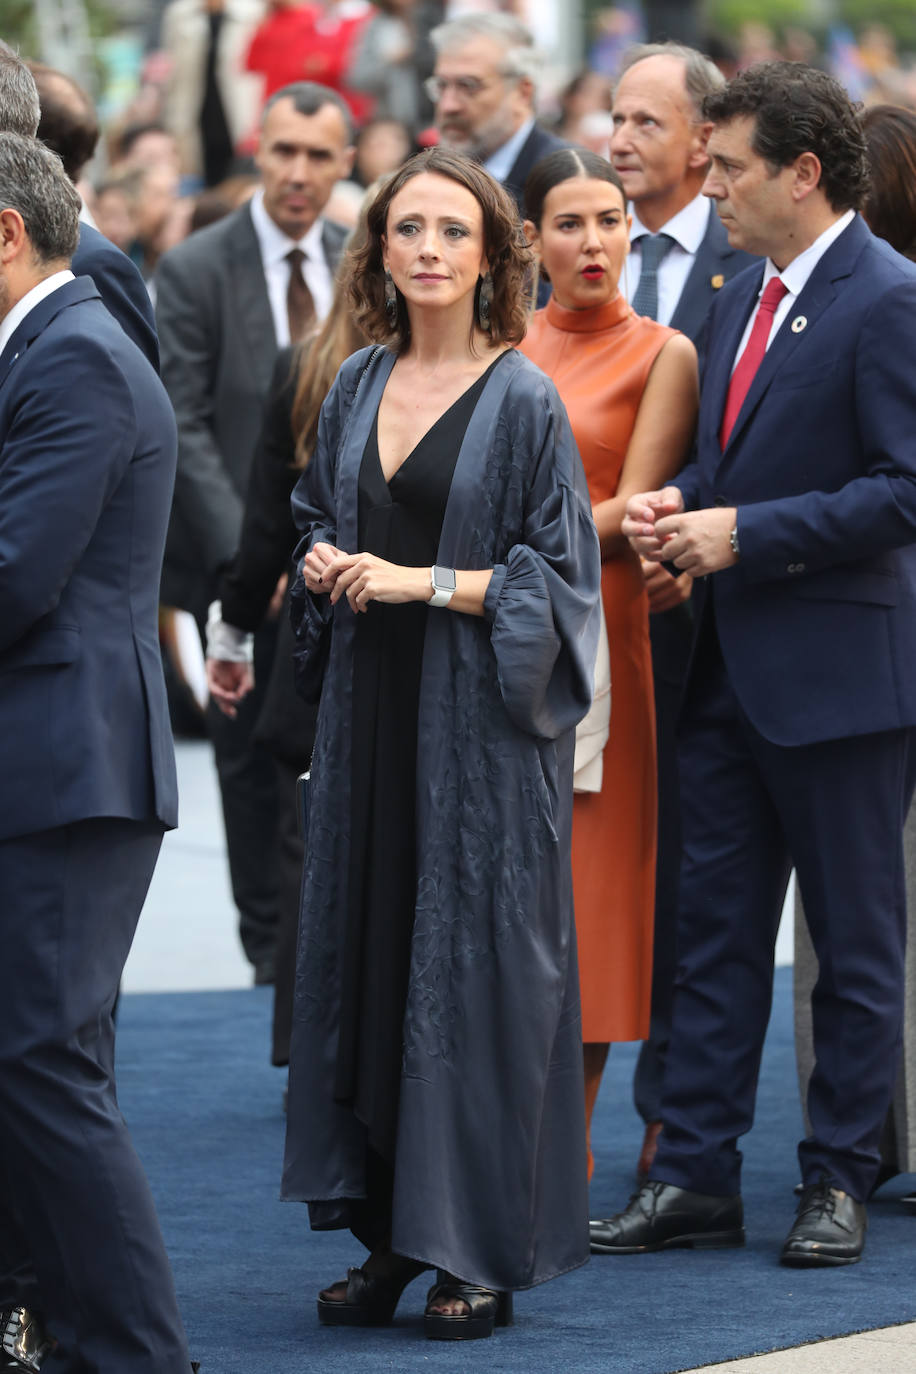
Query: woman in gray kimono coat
281 148 602 1340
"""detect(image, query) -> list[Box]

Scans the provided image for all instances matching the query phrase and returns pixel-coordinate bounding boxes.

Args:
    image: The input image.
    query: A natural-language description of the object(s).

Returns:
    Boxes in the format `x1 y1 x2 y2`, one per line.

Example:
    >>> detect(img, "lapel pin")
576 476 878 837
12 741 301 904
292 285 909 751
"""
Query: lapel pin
711 274 725 290
791 315 807 333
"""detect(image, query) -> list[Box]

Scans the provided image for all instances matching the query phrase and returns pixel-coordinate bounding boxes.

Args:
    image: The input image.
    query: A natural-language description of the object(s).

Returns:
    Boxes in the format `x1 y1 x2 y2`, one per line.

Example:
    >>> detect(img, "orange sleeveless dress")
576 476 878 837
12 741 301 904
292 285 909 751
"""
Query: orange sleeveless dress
522 292 676 1043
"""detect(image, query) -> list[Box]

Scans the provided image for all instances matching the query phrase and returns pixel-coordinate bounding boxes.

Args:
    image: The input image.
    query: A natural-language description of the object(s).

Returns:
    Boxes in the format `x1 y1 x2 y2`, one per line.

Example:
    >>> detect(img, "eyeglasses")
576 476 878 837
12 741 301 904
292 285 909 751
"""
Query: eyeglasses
424 75 502 102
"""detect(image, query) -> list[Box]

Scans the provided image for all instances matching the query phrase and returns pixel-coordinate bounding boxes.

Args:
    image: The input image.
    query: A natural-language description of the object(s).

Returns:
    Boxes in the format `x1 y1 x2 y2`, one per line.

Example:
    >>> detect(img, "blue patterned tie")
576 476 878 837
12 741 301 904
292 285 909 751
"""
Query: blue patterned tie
631 233 675 320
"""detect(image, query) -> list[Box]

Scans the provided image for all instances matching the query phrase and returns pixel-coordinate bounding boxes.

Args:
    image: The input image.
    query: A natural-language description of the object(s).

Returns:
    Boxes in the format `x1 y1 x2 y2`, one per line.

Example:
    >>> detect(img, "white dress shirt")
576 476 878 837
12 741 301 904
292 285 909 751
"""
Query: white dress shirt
249 188 335 346
0 270 74 364
730 209 855 372
483 118 535 185
626 194 712 326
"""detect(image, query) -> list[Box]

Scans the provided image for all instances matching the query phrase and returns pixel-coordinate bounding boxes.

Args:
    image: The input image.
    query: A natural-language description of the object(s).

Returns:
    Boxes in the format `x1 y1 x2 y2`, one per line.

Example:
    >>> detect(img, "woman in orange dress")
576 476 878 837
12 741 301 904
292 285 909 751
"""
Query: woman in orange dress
521 149 698 1177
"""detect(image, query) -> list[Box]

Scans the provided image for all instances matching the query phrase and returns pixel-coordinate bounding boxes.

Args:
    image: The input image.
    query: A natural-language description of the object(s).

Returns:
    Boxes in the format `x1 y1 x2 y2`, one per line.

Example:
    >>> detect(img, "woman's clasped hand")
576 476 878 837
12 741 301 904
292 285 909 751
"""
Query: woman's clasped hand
303 541 430 609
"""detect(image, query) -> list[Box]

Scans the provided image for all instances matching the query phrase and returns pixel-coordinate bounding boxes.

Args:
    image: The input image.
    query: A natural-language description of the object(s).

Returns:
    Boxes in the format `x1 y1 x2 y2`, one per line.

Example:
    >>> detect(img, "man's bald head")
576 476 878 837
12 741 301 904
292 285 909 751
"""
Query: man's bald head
610 43 723 231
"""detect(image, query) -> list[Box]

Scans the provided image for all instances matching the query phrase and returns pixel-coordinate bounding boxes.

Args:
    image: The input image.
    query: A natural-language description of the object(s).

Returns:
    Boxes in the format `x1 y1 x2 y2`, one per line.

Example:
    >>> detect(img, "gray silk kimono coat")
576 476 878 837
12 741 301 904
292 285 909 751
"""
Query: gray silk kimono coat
281 345 602 1291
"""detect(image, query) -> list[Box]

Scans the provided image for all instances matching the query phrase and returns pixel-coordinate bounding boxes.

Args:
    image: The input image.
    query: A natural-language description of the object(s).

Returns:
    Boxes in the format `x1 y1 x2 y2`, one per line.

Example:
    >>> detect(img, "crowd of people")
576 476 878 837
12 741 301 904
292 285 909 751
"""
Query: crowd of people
1 6 916 1369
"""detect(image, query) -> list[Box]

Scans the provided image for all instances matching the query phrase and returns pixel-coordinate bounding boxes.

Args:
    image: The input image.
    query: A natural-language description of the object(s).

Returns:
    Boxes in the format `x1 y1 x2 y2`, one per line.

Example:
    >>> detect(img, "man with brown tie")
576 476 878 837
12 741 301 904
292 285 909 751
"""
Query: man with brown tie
155 82 353 985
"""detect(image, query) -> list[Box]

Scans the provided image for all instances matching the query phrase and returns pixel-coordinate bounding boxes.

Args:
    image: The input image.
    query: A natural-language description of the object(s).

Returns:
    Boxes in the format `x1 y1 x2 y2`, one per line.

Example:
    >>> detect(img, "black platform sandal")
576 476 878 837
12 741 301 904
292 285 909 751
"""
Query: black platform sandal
424 1273 514 1341
317 1258 428 1326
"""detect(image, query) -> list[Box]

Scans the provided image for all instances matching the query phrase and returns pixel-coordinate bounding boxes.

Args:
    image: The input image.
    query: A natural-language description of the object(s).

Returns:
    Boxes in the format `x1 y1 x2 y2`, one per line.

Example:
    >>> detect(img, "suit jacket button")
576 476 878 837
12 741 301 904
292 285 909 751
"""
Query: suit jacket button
796 562 806 573
714 495 727 506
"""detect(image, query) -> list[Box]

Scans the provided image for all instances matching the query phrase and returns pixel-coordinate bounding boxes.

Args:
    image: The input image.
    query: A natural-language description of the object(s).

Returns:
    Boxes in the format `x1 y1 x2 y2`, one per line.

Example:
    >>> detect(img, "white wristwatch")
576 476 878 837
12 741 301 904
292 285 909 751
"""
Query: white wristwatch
429 565 457 608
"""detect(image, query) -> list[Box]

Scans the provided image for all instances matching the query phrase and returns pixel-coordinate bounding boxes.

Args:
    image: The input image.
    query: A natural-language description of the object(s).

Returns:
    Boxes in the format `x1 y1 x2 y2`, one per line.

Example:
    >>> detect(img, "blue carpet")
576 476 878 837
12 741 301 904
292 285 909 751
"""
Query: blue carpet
116 969 916 1373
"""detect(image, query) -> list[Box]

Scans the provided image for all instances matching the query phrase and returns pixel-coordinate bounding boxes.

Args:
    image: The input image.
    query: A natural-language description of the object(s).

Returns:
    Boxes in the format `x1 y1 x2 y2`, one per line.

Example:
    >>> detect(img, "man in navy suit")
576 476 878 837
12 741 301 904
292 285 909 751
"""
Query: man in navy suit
0 41 159 371
31 60 160 370
610 41 757 1181
591 62 916 1266
0 132 192 1370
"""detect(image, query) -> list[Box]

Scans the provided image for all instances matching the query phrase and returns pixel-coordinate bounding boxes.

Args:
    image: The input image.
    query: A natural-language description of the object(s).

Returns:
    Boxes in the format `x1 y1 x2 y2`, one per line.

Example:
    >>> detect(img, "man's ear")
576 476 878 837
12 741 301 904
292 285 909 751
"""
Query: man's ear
340 144 356 180
687 120 714 173
792 151 822 201
517 76 535 110
0 208 26 264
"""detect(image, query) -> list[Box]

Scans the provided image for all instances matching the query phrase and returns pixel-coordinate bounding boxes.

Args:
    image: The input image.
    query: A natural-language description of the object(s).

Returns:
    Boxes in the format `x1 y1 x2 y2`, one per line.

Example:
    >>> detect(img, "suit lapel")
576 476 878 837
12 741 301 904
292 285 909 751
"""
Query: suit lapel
718 217 865 458
0 277 99 394
504 127 563 210
321 220 348 274
228 204 277 399
670 208 746 338
702 265 762 453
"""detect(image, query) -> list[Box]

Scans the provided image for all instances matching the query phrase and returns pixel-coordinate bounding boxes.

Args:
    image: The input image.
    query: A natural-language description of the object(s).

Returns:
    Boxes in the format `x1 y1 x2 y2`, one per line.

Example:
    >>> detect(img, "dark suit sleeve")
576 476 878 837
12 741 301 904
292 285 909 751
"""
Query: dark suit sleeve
738 280 916 581
73 228 160 372
155 246 246 578
0 336 142 651
219 347 300 631
671 461 702 512
321 220 348 275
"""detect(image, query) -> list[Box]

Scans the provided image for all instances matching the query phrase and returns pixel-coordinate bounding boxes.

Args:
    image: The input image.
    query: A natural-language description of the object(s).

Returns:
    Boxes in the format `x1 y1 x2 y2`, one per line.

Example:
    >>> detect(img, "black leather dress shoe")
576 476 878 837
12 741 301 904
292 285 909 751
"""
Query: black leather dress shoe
0 1308 53 1371
780 1177 866 1266
590 1181 745 1254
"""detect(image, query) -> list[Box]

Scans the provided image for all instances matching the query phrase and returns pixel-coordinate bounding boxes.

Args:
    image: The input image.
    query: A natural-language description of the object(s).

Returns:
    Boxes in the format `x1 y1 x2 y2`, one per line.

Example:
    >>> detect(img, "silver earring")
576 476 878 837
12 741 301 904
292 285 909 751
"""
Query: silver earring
478 271 493 331
384 269 397 324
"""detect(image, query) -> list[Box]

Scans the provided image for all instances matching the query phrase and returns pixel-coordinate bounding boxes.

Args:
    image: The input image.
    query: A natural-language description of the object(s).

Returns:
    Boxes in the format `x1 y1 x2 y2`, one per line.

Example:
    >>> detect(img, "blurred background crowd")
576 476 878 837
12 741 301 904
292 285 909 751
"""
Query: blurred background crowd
8 0 916 310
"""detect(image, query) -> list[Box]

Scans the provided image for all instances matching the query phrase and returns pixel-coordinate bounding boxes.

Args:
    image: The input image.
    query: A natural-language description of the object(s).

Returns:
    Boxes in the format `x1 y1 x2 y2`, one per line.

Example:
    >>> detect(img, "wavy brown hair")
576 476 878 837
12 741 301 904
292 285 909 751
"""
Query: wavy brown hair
290 198 373 469
346 147 531 351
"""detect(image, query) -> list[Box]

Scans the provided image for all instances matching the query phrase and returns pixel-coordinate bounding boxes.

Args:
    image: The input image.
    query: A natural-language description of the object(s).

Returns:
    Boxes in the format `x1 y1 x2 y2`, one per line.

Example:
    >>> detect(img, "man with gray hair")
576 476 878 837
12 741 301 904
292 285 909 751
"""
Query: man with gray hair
428 12 565 212
0 131 193 1371
0 42 38 135
0 40 159 368
612 42 752 337
607 41 756 1190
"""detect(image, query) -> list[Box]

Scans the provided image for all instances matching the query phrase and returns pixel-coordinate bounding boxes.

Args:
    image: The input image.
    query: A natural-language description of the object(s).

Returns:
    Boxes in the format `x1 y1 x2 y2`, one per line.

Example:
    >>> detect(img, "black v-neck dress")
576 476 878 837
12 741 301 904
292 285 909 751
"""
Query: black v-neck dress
333 357 505 1186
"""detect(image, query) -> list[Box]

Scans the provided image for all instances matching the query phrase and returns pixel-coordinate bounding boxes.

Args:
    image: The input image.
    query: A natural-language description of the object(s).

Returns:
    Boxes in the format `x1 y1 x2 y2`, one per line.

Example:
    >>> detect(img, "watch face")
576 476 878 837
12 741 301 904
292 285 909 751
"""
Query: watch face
433 565 457 592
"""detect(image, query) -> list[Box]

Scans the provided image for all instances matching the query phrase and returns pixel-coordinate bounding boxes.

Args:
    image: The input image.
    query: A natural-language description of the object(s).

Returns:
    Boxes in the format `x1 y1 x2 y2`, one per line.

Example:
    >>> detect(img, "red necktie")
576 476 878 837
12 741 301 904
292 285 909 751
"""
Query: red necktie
719 276 788 449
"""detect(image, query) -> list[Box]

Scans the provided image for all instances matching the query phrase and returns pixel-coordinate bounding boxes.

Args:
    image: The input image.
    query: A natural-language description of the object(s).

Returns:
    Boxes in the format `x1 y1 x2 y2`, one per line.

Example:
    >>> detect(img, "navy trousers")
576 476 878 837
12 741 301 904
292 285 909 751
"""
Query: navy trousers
0 818 191 1373
652 620 916 1203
